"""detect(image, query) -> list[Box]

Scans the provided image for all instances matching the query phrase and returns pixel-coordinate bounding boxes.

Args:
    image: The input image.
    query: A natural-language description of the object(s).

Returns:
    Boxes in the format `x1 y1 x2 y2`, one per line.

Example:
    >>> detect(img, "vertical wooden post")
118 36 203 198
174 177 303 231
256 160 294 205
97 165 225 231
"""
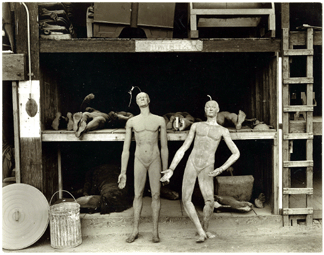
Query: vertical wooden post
272 52 280 215
281 3 290 226
58 148 63 199
305 27 314 226
12 82 21 183
14 3 43 191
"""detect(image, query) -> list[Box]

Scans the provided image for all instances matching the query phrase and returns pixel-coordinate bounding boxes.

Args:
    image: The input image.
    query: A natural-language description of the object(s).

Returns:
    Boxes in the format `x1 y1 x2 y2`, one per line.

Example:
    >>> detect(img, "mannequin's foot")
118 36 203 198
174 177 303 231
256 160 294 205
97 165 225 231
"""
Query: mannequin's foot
152 234 160 243
51 112 61 130
196 234 207 243
126 233 139 243
73 112 82 131
75 120 86 138
236 110 246 130
206 232 216 238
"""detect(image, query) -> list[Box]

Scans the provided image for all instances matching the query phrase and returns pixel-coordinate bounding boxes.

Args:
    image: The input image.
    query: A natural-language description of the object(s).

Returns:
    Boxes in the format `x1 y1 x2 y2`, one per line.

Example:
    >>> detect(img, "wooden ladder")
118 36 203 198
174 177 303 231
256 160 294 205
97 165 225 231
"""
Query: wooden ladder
281 4 314 226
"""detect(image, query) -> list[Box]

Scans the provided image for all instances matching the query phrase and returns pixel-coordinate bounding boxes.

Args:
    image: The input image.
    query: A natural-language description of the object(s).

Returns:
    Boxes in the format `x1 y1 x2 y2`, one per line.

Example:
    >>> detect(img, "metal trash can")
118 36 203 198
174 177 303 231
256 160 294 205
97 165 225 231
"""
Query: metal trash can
49 190 82 249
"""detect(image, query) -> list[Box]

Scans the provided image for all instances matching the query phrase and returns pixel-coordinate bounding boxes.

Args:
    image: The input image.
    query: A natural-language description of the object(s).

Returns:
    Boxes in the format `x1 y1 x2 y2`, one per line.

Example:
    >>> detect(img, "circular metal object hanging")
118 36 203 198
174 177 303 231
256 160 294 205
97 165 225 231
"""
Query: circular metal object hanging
2 183 49 250
25 97 38 117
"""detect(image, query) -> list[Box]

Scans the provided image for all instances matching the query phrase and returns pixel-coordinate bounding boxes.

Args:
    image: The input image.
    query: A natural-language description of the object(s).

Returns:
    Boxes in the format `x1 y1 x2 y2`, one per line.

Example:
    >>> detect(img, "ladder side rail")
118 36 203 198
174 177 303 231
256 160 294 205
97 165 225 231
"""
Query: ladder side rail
305 27 314 226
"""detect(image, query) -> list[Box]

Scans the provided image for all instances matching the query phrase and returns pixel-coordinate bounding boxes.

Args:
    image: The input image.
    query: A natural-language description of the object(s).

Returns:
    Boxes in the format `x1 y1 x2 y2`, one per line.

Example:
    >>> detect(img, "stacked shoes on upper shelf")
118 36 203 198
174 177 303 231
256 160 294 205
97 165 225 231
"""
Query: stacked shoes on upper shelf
38 2 76 39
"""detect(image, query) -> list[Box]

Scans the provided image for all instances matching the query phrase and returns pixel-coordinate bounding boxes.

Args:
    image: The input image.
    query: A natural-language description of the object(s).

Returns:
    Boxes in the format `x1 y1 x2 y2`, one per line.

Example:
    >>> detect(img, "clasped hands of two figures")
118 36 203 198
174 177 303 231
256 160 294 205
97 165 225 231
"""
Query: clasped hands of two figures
159 167 223 183
118 168 223 189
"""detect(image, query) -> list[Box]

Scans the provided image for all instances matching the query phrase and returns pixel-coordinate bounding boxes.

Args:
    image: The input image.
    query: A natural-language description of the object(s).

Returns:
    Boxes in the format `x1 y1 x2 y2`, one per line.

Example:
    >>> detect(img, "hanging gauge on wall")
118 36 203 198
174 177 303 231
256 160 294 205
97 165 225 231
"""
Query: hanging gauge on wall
21 2 38 118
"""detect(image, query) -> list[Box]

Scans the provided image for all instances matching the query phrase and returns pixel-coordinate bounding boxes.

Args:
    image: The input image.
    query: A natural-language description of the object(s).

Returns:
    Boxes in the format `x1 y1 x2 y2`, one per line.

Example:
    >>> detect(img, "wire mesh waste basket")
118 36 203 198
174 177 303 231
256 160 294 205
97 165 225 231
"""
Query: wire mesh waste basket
49 190 82 249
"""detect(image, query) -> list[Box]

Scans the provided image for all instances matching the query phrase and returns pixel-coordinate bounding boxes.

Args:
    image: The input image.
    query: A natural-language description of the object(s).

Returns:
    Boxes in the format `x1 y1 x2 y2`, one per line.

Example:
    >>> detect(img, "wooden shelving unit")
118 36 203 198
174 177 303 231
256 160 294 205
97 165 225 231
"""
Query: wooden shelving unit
41 128 277 142
8 3 321 220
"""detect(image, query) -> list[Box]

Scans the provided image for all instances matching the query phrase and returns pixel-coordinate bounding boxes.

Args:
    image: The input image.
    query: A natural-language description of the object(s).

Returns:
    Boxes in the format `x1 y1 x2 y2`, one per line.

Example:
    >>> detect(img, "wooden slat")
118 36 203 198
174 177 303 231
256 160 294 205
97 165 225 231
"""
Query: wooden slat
283 77 314 84
283 188 313 195
256 69 262 120
283 208 313 215
283 105 313 112
191 8 274 15
283 49 313 56
198 17 261 27
283 133 313 140
283 160 313 168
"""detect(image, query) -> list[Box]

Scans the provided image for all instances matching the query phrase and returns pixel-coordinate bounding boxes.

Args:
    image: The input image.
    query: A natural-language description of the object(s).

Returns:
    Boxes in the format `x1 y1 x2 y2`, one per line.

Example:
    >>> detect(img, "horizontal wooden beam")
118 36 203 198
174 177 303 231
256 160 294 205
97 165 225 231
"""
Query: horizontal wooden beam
202 38 280 52
283 188 313 195
40 38 281 53
283 77 314 84
41 129 277 142
191 8 274 15
40 38 136 53
282 208 313 215
2 54 26 81
283 105 313 112
283 160 313 168
198 17 261 28
283 49 313 56
283 133 313 140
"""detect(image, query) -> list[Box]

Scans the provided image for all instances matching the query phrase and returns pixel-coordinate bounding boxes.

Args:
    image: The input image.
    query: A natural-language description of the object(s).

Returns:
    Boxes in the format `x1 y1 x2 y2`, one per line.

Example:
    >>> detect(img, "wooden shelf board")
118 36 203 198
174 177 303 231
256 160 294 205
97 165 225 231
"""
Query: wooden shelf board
39 38 281 53
42 128 277 142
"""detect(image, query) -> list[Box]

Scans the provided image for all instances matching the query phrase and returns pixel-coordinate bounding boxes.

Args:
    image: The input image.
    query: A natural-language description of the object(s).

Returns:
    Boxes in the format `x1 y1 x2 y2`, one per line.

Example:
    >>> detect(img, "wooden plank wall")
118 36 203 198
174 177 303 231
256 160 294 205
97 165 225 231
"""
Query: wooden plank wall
250 55 279 214
40 64 60 199
252 56 277 127
40 66 60 131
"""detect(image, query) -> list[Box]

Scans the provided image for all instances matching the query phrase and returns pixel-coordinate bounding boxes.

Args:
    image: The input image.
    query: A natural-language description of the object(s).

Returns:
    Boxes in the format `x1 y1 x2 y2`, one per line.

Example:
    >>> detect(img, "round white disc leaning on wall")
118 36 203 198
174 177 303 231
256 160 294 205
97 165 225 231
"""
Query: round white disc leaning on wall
2 183 49 250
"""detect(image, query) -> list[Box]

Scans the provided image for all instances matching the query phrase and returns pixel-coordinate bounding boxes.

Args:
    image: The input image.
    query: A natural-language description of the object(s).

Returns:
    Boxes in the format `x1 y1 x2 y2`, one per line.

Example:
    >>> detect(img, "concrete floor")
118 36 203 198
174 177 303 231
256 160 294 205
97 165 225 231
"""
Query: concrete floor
3 197 322 253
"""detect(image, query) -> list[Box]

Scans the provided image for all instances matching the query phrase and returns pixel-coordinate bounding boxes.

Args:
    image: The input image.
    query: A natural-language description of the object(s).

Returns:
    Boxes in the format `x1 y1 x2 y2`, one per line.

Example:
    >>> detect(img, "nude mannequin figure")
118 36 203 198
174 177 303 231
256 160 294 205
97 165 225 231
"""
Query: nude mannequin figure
73 93 133 138
160 99 240 243
118 92 168 243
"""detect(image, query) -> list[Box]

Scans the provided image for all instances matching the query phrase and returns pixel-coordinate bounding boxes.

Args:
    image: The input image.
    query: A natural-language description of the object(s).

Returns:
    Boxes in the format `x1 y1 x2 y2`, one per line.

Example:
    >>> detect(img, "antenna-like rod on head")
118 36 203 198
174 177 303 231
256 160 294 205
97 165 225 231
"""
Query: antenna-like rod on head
207 95 212 101
128 86 142 107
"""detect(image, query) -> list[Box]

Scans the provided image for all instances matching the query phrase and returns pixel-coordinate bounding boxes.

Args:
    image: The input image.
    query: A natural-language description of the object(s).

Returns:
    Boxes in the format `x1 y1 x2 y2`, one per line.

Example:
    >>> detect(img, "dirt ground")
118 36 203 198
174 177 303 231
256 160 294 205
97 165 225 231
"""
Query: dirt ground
3 218 322 253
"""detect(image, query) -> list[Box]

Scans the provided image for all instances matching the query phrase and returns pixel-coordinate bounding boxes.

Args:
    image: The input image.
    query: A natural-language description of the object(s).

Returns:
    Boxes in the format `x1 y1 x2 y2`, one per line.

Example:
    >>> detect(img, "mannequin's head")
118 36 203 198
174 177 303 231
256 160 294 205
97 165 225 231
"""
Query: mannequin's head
136 92 150 107
204 100 219 118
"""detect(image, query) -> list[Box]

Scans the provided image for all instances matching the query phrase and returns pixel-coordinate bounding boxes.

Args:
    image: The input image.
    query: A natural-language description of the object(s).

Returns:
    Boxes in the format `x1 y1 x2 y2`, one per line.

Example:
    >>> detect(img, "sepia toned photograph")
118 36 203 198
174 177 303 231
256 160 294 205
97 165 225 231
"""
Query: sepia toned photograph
2 1 322 252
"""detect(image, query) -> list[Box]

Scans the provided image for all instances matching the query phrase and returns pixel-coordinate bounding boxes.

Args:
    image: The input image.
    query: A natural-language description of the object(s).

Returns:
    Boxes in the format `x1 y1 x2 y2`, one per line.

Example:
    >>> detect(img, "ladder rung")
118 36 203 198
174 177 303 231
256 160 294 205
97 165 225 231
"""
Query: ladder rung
283 160 313 168
283 105 314 112
283 77 314 84
283 208 313 215
283 49 314 56
284 133 314 140
283 188 313 195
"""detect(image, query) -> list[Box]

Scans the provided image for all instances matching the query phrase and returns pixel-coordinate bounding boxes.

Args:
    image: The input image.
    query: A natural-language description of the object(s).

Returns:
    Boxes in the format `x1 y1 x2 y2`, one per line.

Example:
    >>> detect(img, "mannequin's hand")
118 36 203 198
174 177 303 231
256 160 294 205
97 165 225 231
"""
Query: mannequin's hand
160 169 174 183
208 167 223 177
118 173 126 189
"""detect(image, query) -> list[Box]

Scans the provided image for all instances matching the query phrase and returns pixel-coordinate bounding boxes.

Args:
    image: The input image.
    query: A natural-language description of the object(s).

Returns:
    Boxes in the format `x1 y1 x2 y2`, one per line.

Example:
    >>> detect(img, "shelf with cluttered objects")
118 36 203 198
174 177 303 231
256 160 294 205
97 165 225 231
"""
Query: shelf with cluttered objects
42 112 277 142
